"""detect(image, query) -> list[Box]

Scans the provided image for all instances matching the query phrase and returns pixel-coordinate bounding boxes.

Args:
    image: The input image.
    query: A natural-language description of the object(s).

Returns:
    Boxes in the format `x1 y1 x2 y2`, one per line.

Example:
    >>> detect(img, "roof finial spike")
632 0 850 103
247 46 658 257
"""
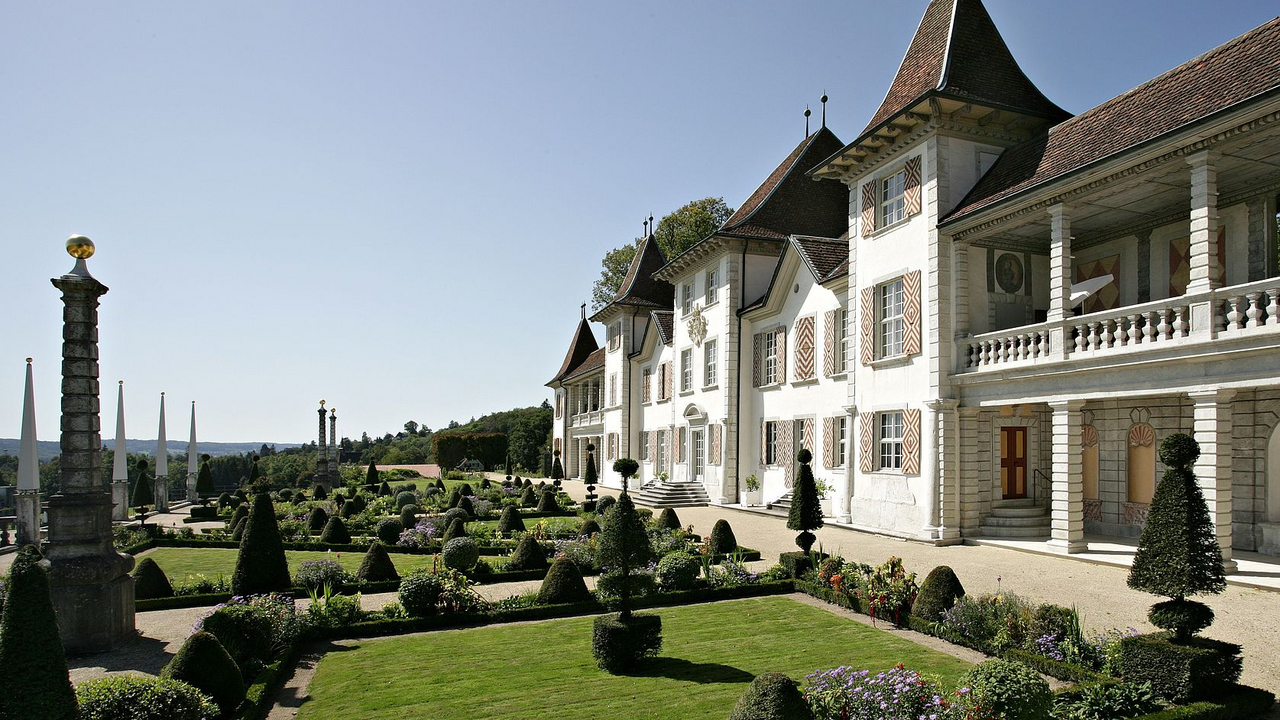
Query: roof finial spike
581 302 586 320
643 217 648 236
821 91 828 128
648 214 654 237
804 105 811 137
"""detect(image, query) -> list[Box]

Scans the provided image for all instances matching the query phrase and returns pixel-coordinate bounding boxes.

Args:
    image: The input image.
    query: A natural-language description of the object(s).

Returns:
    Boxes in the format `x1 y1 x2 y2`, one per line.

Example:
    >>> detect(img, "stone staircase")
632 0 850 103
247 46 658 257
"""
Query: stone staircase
978 498 1051 538
630 481 710 508
768 491 794 512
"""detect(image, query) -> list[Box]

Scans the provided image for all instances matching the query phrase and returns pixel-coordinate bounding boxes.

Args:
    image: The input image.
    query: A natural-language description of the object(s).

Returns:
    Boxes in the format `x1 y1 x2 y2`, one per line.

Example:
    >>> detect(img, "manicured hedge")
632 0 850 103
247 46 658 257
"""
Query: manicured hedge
695 547 762 564
229 645 300 720
1123 685 1274 720
145 536 514 556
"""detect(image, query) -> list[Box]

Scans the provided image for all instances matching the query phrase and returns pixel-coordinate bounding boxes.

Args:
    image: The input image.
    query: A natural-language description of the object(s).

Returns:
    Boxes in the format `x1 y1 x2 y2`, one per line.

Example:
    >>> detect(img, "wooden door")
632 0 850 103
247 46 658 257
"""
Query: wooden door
1000 427 1027 499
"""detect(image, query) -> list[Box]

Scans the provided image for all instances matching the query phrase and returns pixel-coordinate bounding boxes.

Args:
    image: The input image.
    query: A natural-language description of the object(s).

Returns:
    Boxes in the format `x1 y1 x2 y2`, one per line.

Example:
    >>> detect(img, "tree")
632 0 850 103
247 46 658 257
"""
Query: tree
131 457 155 520
195 456 214 501
0 546 78 720
404 420 419 436
365 461 379 489
591 242 640 312
231 493 291 595
612 458 638 492
787 449 825 553
597 492 652 619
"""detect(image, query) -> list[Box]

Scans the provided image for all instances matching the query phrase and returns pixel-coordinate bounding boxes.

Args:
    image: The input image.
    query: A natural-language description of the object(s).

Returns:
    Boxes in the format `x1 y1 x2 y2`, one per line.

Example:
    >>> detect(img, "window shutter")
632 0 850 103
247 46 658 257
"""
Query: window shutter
663 429 671 472
642 369 651 403
781 420 795 489
774 327 786 384
904 155 922 217
802 418 814 459
648 431 657 464
861 181 877 237
902 408 922 475
609 375 616 407
903 269 922 356
761 422 768 466
823 417 836 469
752 333 763 388
795 316 815 380
555 393 562 418
822 310 837 377
675 428 683 464
554 437 561 453
710 424 721 465
859 413 876 473
663 361 673 399
859 286 876 365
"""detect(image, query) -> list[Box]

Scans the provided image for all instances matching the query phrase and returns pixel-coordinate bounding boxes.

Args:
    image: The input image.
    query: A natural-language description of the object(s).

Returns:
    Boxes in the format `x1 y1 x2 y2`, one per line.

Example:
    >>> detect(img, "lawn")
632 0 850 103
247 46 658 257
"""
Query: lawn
138 547 438 584
296 596 973 720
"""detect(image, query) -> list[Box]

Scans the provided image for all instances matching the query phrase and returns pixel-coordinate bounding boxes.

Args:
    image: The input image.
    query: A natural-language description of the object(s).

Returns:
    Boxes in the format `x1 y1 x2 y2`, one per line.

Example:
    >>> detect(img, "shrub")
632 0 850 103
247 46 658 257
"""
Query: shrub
458 483 474 496
787 449 824 553
357 542 400 582
655 508 682 530
442 517 468 544
597 492 653 617
398 571 443 617
197 602 272 672
377 518 404 545
76 675 219 720
656 552 700 591
294 559 353 591
457 495 475 517
520 486 537 507
0 546 77 720
1148 598 1215 637
591 613 662 673
399 504 419 530
708 519 737 555
318 516 352 544
446 489 462 509
442 507 468 527
508 535 548 571
804 665 945 720
132 557 175 599
496 505 525 535
596 495 616 516
537 489 561 513
231 516 248 542
217 491 232 509
537 557 591 605
278 488 293 501
161 631 245 714
340 501 358 519
442 537 480 571
189 504 218 519
230 493 292 595
729 672 812 720
312 483 328 500
306 507 328 535
230 504 250 529
395 491 417 510
959 659 1053 720
912 565 965 622
1116 632 1242 703
580 518 601 536
1053 681 1159 720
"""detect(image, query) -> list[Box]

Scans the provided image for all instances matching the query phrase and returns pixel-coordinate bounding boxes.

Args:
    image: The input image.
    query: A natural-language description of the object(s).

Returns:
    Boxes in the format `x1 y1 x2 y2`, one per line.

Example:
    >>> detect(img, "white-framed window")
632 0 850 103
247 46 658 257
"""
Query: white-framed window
879 411 904 470
879 278 905 358
705 267 719 305
764 421 779 465
680 348 693 392
607 322 621 351
609 373 617 407
640 431 650 462
682 282 694 315
880 168 907 228
657 430 668 469
836 307 849 372
704 339 718 387
763 331 778 384
835 416 848 467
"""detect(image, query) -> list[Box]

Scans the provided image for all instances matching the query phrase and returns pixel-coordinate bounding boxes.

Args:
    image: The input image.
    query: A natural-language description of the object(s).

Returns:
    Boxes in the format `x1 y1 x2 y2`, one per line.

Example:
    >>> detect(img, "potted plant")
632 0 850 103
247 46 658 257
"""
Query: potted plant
742 475 761 506
814 478 834 517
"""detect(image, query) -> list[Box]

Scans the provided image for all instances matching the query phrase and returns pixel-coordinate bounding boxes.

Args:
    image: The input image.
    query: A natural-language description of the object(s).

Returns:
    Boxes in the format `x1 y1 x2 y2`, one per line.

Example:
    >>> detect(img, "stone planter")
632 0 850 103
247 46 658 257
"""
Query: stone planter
742 489 762 507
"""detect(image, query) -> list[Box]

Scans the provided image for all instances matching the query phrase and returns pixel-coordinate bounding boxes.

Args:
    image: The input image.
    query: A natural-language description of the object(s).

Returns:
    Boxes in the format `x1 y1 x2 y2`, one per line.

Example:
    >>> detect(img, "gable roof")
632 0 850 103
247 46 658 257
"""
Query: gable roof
944 15 1280 224
651 310 675 346
740 235 847 315
547 317 599 385
600 234 673 315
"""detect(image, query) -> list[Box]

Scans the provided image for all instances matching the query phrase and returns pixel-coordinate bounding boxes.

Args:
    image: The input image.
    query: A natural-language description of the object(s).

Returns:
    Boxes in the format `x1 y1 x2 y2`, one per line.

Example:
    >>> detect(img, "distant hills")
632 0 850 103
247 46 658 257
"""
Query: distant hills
0 439 300 463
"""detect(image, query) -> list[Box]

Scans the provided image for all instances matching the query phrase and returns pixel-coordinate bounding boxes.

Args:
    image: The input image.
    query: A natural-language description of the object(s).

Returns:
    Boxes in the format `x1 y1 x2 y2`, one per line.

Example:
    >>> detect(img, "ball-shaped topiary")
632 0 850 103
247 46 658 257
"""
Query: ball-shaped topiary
161 631 246 715
306 506 328 535
537 489 562 513
319 516 352 544
727 672 813 720
787 448 825 554
496 505 526 535
442 517 468 544
76 675 220 720
596 495 616 517
959 660 1053 720
377 517 404 545
442 537 480 571
395 491 417 510
520 486 537 507
399 504 419 530
231 493 292 595
398 571 443 617
357 542 400 583
0 546 77 720
133 557 175 600
708 519 738 555
912 565 966 622
656 552 700 591
537 557 592 605
294 559 353 592
580 517 601 536
507 535 549 571
655 508 682 531
217 491 233 509
480 477 492 490
612 457 639 490
442 506 468 527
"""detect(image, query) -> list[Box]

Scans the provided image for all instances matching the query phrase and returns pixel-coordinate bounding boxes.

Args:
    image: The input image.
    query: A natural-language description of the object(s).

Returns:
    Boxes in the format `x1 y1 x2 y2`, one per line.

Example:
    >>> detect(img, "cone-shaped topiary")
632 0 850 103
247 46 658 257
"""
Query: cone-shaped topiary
537 557 591 605
319 515 352 544
912 565 966 622
709 519 738 556
537 489 561 513
597 492 653 618
195 458 214 500
230 516 248 542
442 517 468 544
612 458 638 491
131 458 155 518
580 517 601 536
231 493 291 595
496 505 526 535
458 495 475 517
551 449 564 484
1128 433 1227 640
507 535 548 571
655 508 682 531
306 506 328 535
787 448 824 554
584 444 598 500
728 673 814 720
458 483 474 496
161 630 246 715
480 477 491 489
522 477 532 489
312 483 328 500
133 557 175 599
378 480 391 496
357 542 400 582
520 486 537 507
0 546 78 720
366 461 379 488
230 503 250 527
446 488 461 509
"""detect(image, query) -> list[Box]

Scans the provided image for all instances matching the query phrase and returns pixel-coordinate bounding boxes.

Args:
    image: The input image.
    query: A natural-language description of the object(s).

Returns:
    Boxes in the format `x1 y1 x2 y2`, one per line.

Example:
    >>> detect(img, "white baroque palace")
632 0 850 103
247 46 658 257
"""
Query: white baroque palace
548 0 1280 565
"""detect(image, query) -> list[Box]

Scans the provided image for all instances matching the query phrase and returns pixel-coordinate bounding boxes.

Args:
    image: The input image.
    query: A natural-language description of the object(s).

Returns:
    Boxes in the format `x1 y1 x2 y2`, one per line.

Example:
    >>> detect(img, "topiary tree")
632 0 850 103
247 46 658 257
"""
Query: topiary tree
458 483 474 496
957 659 1052 720
458 495 475 518
312 483 328 500
442 537 480 571
551 449 564 488
446 488 462 509
912 565 966 622
442 517 468 544
376 518 403 545
231 493 291 595
230 503 250 528
231 516 248 542
378 480 391 496
597 492 652 620
505 453 513 478
1128 433 1227 640
612 457 638 492
507 535 548 571
596 495 616 517
0 546 78 720
727 672 813 720
580 517 601 536
195 457 214 502
537 557 592 605
787 449 824 554
584 443 598 504
306 506 329 535
131 457 155 524
357 542 400 582
399 504 419 530
161 631 246 715
366 461 379 489
133 557 175 599
655 508 682 531
319 516 352 544
708 519 738 556
537 488 561 513
656 552 700 591
520 486 537 507
496 505 526 535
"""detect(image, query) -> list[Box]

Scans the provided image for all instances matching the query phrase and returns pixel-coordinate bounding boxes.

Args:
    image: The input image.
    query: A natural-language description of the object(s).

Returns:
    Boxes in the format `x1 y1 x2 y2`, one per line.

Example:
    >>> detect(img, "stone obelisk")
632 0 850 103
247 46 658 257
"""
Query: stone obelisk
110 381 129 521
328 407 338 479
155 393 169 512
316 400 329 489
16 358 41 546
46 234 135 653
186 401 198 502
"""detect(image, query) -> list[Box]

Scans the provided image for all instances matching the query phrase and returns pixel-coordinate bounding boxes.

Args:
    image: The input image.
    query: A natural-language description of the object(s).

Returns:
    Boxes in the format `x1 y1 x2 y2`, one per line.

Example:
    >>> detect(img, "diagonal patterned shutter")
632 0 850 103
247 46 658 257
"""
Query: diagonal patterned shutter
674 427 683 464
904 155 922 217
781 420 795 488
609 375 616 407
710 424 721 466
823 417 836 468
861 181 877 237
642 369 651 403
775 327 787 384
648 430 657 463
795 316 815 380
860 286 877 365
802 417 814 459
902 408 922 475
902 269 922 356
761 421 768 465
752 333 763 388
859 413 876 473
822 310 837 377
662 361 673 399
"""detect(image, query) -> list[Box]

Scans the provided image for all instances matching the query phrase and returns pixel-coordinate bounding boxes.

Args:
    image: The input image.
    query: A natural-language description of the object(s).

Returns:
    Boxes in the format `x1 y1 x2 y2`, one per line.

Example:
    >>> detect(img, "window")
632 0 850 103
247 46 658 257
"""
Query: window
764 421 779 465
704 339 718 386
880 168 907 228
680 348 693 392
763 331 778 384
607 323 621 351
609 374 617 407
682 282 694 315
705 268 718 304
835 308 849 372
879 412 904 470
640 431 650 461
879 279 905 358
835 416 847 467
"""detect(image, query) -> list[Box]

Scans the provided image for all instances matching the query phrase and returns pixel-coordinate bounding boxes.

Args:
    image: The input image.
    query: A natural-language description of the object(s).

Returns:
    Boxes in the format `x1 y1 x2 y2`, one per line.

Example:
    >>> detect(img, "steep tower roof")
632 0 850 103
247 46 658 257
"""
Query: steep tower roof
592 234 674 323
718 126 849 241
547 316 599 385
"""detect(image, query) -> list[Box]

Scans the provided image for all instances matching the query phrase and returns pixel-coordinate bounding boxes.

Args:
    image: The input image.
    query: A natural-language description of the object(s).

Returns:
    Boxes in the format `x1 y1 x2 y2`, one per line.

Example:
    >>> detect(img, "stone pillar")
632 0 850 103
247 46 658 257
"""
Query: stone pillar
1048 204 1073 359
316 402 329 489
1247 197 1271 283
836 406 856 523
15 490 40 546
46 239 136 653
1136 230 1152 303
328 408 338 479
1187 151 1221 294
1047 400 1087 553
931 399 962 543
958 407 982 533
954 239 971 338
919 401 941 541
16 357 41 546
1190 388 1237 571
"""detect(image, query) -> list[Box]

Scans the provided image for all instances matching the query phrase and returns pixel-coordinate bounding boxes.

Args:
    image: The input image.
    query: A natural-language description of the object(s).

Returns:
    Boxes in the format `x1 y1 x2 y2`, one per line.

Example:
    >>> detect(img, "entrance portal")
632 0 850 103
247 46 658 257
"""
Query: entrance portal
1001 426 1028 500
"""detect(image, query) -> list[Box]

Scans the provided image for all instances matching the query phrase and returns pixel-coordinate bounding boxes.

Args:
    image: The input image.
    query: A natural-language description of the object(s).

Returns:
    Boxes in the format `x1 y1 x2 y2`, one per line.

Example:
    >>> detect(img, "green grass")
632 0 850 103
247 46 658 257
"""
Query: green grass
138 547 438 584
296 596 973 719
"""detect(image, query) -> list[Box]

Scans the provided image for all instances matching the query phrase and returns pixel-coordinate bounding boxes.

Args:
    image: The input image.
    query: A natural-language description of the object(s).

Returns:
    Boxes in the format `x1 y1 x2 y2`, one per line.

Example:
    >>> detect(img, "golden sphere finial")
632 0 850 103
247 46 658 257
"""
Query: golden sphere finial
66 235 95 260
26 357 33 364
320 399 326 407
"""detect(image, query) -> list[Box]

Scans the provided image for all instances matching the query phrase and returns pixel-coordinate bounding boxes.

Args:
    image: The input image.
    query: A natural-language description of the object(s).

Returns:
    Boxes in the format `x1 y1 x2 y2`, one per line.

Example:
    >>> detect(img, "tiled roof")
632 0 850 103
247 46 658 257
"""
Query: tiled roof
945 15 1280 223
611 234 673 309
651 310 675 346
850 0 1068 150
718 127 849 241
547 317 599 385
562 347 605 381
792 235 849 283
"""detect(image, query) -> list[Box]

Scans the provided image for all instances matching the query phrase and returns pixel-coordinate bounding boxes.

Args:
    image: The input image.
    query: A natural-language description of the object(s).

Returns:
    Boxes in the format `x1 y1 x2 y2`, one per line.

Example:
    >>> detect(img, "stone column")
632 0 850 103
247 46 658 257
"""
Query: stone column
154 393 169 512
1136 230 1152 304
16 358 41 546
1190 388 1237 571
1047 400 1087 553
110 381 129 521
920 400 942 541
1247 197 1270 283
954 239 971 338
328 408 338 479
316 402 329 489
46 238 136 653
931 399 962 544
1048 204 1073 359
958 407 982 533
1187 151 1221 294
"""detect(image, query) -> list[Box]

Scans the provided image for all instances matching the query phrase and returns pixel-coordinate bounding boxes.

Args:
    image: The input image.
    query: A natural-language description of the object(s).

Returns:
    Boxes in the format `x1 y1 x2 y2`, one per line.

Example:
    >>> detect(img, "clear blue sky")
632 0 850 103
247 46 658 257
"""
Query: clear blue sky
2 1 1275 443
